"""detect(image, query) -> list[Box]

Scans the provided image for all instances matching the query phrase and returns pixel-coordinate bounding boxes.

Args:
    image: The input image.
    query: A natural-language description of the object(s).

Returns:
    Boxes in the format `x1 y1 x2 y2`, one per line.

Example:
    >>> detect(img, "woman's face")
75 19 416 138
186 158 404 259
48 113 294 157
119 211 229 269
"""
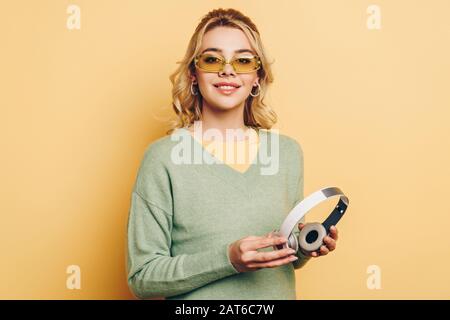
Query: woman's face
192 26 260 112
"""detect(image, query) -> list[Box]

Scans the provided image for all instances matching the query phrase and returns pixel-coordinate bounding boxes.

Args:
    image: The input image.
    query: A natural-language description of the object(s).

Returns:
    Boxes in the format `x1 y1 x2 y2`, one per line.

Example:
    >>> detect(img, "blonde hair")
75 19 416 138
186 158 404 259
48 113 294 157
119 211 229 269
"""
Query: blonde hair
166 8 277 135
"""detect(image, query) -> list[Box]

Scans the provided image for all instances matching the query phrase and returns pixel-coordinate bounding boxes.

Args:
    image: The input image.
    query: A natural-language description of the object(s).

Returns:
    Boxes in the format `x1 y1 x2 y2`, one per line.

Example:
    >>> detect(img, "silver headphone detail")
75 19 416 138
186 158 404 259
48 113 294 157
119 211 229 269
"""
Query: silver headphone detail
273 186 349 255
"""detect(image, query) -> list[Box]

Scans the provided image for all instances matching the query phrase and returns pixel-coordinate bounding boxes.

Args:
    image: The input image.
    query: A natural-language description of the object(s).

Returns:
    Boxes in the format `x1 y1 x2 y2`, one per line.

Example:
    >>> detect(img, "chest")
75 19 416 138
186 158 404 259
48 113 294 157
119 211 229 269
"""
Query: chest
170 165 295 247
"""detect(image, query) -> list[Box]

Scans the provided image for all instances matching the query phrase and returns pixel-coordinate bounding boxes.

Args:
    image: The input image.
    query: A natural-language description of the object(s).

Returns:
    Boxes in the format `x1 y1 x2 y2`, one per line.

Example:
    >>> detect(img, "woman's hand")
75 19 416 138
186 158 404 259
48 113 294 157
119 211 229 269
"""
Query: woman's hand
298 223 339 257
228 235 299 273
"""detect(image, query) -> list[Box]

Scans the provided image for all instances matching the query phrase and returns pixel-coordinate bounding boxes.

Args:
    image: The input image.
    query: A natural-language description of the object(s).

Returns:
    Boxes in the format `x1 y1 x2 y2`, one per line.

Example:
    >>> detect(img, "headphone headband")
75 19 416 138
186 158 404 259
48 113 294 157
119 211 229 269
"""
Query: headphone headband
279 187 349 240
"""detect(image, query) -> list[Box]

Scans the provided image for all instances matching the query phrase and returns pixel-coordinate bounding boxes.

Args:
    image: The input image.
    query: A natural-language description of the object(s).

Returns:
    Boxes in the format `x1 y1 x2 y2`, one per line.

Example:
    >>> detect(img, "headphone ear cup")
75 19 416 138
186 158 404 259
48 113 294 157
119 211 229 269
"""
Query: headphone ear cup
287 233 299 253
298 222 326 254
270 230 299 253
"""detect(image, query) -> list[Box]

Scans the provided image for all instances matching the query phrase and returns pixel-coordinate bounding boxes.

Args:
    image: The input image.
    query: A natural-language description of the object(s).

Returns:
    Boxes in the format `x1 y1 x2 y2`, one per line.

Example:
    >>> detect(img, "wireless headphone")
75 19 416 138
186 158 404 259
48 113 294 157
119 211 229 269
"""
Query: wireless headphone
273 186 349 255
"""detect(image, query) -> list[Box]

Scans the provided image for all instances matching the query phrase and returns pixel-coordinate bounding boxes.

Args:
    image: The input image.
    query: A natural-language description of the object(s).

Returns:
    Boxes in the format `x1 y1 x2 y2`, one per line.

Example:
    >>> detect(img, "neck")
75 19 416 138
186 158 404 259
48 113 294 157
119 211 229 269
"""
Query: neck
200 101 248 135
188 100 253 141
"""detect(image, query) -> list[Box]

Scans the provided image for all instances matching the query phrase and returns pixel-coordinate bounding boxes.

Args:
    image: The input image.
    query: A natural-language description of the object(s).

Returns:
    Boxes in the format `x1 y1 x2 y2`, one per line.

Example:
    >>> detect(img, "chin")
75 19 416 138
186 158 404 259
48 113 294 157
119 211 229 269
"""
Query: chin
205 96 245 111
211 102 243 111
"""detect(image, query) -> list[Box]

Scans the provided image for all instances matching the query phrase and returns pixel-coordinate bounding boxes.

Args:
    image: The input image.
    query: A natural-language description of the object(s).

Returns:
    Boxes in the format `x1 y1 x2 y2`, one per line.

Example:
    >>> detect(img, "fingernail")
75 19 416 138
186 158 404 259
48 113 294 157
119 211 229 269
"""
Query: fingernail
290 256 298 261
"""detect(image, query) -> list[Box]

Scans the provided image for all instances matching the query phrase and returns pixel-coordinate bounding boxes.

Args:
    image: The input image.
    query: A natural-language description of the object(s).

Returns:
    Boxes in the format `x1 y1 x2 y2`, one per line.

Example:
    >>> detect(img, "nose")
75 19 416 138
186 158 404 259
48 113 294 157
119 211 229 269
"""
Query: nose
219 61 237 76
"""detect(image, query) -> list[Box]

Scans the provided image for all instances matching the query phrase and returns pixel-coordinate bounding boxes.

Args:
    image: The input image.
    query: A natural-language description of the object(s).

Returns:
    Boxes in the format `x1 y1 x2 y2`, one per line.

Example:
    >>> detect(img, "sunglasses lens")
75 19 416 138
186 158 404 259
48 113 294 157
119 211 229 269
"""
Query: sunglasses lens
196 54 260 73
197 54 224 72
232 57 260 72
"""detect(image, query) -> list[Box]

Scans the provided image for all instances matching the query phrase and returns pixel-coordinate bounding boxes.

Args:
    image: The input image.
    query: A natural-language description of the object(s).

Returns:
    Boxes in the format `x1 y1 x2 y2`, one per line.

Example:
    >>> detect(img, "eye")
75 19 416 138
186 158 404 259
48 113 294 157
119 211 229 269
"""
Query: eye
236 57 252 64
203 56 221 63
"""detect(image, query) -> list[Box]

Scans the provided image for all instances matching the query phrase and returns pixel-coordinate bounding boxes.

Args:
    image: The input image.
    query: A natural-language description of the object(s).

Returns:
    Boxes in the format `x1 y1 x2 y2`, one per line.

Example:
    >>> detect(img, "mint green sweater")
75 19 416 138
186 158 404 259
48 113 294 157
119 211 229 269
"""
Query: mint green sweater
126 127 310 299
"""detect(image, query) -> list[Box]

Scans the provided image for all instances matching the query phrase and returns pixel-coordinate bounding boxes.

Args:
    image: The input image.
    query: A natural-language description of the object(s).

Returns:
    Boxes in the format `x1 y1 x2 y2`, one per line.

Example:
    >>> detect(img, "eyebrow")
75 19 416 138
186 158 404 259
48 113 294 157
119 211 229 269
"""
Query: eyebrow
200 48 255 55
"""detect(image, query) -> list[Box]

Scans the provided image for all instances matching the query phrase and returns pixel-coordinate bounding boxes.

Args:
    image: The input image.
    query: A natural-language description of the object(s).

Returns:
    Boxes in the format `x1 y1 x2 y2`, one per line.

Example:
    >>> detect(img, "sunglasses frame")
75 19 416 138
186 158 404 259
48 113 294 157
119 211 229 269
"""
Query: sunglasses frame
194 53 262 74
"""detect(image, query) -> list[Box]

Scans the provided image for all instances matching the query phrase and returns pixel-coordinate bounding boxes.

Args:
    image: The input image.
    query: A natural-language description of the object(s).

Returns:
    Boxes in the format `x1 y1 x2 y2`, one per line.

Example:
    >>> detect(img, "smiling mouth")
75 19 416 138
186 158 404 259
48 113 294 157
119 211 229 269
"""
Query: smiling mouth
213 84 241 89
213 84 241 95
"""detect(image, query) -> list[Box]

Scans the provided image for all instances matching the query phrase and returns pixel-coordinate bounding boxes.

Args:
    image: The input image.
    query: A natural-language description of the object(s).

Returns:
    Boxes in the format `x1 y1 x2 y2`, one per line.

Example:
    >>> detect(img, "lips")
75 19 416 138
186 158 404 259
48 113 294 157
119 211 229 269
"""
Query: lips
213 82 241 95
213 82 241 88
214 85 240 95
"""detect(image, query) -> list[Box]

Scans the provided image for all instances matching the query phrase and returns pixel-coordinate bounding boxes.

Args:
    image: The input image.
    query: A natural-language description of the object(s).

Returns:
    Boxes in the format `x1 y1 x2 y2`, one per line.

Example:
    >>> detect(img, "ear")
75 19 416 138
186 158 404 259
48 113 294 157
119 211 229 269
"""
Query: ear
189 71 197 84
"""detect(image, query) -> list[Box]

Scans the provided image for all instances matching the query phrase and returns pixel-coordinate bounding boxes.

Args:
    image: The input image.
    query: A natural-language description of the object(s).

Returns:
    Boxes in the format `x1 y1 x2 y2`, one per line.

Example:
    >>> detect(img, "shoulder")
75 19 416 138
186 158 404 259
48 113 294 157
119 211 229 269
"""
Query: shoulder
132 131 181 208
260 128 303 158
140 128 186 165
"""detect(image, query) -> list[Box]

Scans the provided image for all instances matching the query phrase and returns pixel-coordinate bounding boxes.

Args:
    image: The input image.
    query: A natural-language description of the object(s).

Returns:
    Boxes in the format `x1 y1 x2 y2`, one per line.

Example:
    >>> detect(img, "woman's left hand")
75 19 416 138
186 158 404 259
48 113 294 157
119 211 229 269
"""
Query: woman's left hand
298 223 338 258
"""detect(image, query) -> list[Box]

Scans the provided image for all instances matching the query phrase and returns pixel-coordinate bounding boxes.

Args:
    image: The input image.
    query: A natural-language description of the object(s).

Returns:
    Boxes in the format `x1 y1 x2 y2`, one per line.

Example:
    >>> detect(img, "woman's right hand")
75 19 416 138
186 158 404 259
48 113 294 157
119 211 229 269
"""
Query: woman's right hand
227 234 298 273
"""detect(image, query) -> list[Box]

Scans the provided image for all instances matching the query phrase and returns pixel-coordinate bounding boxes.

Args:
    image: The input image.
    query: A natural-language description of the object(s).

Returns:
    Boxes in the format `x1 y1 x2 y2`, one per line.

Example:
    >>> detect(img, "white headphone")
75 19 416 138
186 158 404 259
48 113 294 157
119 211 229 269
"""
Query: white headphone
273 186 349 254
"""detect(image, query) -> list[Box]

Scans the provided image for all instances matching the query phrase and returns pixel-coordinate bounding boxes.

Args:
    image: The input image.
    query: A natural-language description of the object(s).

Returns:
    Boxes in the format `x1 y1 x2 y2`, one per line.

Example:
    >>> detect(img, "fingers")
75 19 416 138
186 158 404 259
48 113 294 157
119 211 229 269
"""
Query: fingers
308 246 328 258
245 236 264 241
265 231 278 239
319 245 330 255
251 247 296 263
240 234 297 269
324 235 336 251
330 226 339 240
245 236 287 251
311 237 335 257
247 254 298 269
239 226 338 268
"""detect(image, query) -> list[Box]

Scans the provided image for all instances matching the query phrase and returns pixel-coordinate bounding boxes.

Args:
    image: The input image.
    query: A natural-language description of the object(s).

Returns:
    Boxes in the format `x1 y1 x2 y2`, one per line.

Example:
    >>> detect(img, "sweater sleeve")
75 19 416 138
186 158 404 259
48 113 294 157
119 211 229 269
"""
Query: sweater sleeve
126 146 239 299
290 140 312 270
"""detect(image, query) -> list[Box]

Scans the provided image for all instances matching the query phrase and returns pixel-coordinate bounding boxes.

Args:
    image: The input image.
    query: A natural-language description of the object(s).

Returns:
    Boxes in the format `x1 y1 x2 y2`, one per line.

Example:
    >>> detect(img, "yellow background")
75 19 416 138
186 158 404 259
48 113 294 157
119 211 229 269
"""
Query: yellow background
1 0 449 299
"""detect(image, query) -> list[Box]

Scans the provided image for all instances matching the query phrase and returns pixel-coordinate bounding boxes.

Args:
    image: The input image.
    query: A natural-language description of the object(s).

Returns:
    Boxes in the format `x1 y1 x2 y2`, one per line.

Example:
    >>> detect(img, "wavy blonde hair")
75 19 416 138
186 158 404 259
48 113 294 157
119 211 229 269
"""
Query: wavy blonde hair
166 8 277 135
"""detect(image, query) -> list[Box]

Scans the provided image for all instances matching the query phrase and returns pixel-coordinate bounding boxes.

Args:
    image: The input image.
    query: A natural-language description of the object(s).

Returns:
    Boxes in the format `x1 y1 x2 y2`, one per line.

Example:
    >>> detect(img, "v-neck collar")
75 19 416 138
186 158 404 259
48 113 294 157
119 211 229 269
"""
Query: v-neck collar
176 127 266 193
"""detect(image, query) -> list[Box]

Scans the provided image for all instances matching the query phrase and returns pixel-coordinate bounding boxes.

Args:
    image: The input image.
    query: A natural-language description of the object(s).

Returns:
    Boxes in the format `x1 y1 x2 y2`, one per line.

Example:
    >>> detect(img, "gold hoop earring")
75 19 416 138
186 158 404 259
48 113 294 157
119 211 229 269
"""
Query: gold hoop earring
191 82 198 96
250 83 261 97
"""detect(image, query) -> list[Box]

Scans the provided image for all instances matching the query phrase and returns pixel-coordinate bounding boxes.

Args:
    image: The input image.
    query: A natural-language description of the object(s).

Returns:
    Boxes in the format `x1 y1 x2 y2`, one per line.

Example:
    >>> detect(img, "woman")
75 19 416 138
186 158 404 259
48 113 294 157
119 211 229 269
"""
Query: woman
126 8 338 300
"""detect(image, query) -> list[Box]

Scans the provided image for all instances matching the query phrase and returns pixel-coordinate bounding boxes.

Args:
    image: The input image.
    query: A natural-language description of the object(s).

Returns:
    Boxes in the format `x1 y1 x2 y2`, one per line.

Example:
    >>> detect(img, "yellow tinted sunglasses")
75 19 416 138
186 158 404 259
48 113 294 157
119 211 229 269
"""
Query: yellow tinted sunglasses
194 53 261 73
